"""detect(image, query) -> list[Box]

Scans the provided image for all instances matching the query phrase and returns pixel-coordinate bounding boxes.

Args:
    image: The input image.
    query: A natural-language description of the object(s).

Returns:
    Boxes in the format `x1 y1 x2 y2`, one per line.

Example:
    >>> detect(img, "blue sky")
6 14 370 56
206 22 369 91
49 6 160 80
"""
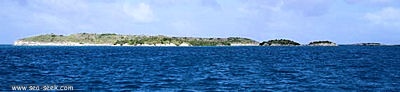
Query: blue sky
1 0 400 44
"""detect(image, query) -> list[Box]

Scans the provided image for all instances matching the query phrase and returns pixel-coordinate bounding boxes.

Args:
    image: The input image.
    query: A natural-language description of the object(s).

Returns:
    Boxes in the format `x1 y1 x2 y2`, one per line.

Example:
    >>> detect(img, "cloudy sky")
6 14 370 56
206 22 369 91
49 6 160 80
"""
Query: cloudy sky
1 0 400 44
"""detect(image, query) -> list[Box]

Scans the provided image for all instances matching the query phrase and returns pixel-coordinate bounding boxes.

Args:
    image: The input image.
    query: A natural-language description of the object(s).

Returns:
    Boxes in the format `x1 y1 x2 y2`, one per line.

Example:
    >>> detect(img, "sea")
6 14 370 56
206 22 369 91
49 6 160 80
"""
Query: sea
0 45 399 91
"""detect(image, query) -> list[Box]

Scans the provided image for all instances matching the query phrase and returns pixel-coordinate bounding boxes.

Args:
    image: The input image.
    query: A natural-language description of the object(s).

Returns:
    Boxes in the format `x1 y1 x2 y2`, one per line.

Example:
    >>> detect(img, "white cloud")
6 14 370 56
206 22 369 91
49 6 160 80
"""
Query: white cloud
200 0 221 10
171 20 195 31
238 0 332 17
28 0 88 14
346 0 394 4
345 0 400 7
364 7 400 26
123 2 155 23
283 0 332 16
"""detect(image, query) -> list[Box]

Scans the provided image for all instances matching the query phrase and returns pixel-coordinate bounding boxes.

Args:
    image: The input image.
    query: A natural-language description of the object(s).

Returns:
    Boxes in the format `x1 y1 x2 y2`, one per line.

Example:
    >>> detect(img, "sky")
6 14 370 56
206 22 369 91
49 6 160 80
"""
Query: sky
1 0 400 44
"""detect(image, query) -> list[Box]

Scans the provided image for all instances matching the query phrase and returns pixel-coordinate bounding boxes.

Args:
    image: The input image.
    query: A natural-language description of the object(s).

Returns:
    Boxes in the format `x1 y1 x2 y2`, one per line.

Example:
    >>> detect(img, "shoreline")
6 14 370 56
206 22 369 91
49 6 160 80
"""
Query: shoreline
13 41 259 47
12 41 398 47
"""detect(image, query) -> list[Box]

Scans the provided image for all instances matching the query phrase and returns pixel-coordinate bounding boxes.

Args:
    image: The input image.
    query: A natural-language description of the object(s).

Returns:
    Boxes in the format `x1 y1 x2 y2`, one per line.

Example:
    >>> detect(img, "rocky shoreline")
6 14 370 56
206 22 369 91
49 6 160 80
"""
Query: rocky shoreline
308 41 337 46
14 41 258 46
15 41 392 47
15 33 260 46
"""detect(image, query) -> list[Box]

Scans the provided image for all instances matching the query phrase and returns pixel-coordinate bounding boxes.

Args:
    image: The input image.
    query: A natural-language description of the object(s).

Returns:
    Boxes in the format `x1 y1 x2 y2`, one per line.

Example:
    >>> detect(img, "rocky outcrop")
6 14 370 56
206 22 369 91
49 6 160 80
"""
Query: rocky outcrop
15 33 259 46
259 39 300 46
178 43 191 46
14 41 193 46
230 43 259 46
13 41 100 46
354 43 381 46
308 41 337 46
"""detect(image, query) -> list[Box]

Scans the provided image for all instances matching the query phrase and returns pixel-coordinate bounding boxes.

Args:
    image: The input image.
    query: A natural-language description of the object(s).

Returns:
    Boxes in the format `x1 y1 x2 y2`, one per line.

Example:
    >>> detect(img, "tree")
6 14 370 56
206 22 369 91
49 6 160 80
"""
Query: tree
260 39 300 46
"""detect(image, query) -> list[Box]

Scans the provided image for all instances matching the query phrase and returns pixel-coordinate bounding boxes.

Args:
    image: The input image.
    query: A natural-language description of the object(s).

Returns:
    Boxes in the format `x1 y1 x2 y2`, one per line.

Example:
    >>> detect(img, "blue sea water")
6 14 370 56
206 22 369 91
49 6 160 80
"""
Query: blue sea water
0 45 400 91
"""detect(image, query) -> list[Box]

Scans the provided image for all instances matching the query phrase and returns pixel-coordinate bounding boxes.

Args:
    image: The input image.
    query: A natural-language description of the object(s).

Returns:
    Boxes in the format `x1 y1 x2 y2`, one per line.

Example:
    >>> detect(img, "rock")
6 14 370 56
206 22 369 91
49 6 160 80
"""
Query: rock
354 43 381 46
179 43 191 46
259 39 300 46
308 41 337 46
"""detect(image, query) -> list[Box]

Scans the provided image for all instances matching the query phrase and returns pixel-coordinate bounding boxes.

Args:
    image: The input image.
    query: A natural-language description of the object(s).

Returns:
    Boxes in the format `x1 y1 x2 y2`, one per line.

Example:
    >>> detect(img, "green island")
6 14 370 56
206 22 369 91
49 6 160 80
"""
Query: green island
353 43 381 46
308 41 337 46
14 33 259 46
259 39 301 46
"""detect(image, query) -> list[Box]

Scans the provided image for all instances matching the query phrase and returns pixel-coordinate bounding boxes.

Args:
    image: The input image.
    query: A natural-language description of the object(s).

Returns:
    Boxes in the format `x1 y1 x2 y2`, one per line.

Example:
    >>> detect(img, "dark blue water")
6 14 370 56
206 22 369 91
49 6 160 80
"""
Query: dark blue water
1 45 400 91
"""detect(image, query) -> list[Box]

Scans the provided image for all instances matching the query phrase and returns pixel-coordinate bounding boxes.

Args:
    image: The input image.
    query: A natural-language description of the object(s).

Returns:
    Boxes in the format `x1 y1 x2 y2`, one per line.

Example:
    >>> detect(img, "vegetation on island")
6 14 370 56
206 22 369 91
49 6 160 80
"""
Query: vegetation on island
18 33 259 46
21 33 376 47
259 39 300 46
309 41 334 44
308 41 337 46
114 36 256 46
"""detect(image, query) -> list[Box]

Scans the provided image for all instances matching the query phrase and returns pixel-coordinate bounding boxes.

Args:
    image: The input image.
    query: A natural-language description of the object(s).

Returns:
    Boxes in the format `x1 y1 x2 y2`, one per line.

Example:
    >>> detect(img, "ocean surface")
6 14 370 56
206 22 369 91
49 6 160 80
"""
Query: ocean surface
0 45 399 91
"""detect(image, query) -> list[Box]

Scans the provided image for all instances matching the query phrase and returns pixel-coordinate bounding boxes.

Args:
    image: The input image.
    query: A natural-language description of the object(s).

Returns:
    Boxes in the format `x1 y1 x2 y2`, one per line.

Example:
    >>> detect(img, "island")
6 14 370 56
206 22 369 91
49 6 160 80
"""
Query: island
353 43 381 46
259 39 300 46
14 33 259 46
308 41 337 46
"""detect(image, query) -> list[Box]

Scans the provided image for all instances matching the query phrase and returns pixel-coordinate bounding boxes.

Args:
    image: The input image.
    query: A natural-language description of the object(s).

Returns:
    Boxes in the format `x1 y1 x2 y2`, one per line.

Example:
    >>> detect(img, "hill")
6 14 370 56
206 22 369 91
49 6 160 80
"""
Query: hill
15 33 259 46
259 39 300 46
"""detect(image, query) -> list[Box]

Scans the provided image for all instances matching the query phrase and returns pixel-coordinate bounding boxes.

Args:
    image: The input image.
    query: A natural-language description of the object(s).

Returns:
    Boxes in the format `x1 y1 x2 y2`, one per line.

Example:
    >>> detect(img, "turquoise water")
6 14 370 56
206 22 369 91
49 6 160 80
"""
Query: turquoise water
1 45 400 91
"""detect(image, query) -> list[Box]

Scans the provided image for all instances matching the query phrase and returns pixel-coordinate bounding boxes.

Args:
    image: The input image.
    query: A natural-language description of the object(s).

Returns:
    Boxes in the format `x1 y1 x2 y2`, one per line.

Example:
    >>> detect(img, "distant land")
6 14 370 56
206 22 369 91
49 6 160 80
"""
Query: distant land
14 33 259 46
14 33 395 46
